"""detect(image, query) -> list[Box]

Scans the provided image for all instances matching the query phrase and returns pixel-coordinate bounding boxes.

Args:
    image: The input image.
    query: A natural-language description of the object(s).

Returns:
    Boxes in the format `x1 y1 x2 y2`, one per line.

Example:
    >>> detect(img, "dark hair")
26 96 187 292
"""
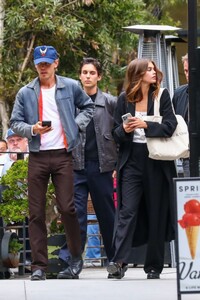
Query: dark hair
125 58 163 103
79 57 102 76
0 139 7 150
0 139 7 146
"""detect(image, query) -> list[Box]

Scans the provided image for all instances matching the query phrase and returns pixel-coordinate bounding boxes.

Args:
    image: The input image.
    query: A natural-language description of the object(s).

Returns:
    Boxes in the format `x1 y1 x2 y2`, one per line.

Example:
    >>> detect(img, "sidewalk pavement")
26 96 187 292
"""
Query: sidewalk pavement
1 266 200 300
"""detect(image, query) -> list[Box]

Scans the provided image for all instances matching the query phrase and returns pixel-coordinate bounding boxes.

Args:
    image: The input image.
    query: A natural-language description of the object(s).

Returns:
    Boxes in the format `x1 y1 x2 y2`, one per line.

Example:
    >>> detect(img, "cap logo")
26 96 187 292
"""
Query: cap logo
40 47 47 57
34 45 57 65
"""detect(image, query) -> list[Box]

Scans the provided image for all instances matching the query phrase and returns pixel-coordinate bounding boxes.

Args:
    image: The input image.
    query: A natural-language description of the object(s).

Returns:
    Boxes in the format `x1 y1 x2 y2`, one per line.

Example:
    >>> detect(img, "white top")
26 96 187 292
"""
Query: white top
132 111 147 144
0 154 9 178
40 85 65 150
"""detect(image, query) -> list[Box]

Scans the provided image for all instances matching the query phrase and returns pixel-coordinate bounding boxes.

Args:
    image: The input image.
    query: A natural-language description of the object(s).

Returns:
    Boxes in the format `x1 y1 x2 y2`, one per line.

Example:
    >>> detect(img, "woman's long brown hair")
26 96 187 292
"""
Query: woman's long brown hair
124 58 163 103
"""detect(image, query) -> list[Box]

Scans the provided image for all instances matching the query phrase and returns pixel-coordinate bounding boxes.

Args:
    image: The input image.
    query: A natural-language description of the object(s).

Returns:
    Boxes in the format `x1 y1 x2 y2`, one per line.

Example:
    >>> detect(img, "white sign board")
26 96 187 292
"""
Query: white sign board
174 178 200 299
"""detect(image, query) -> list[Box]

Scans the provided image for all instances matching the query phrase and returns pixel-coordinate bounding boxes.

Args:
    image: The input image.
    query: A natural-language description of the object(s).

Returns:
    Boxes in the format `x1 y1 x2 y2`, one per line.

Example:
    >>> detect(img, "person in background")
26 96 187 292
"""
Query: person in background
107 58 177 280
0 140 7 156
0 139 8 176
172 53 189 177
59 58 117 273
10 45 94 281
1 129 28 177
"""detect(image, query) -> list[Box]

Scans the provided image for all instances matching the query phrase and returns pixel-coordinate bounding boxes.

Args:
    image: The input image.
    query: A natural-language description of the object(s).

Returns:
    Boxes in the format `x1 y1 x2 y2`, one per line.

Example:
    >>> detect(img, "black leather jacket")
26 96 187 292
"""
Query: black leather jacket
72 89 118 173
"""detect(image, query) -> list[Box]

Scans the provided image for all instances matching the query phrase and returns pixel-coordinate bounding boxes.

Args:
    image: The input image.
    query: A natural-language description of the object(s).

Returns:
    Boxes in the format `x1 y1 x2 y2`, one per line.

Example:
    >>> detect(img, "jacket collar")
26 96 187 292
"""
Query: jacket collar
94 88 105 107
147 87 155 115
27 75 65 90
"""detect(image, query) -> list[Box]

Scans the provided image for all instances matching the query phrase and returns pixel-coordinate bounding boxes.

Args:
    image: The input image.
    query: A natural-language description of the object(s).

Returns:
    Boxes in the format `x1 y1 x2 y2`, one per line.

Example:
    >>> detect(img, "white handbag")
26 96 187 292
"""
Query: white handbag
144 88 190 161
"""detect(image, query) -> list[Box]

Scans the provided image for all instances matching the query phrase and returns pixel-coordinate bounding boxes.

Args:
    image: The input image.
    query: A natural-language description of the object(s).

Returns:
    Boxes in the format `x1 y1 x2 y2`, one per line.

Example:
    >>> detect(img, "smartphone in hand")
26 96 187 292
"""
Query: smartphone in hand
42 121 51 127
121 113 132 124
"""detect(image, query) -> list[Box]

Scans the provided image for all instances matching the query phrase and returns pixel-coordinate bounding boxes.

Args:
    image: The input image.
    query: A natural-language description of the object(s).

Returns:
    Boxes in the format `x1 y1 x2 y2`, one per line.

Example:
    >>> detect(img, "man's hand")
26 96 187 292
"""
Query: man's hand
10 149 20 161
112 170 117 178
33 121 52 135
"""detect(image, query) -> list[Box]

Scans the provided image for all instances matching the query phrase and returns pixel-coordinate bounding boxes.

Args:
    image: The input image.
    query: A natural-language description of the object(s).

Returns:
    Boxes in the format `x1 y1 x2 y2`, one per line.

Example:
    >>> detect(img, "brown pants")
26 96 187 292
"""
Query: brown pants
28 149 81 271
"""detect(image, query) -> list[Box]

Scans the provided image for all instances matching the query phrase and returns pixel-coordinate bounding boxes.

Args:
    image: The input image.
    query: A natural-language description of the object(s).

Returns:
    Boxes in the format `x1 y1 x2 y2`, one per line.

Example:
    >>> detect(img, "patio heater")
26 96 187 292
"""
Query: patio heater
123 25 181 97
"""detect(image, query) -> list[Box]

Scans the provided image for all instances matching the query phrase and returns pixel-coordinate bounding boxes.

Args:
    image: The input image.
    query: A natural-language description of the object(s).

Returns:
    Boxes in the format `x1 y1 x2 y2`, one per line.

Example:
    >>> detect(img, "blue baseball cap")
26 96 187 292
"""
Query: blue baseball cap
33 45 58 65
6 128 21 140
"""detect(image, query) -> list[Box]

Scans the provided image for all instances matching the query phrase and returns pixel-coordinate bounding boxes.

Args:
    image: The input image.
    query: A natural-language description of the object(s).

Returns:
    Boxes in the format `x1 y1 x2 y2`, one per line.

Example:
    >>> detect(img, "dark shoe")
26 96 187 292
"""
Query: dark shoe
107 272 126 279
107 273 114 279
31 269 46 281
57 256 83 279
147 270 160 279
107 262 128 279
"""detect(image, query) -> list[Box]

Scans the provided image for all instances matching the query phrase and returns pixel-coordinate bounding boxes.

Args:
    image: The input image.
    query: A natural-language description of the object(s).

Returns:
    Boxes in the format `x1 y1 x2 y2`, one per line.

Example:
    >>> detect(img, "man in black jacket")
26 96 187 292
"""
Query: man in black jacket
58 58 117 279
172 53 189 177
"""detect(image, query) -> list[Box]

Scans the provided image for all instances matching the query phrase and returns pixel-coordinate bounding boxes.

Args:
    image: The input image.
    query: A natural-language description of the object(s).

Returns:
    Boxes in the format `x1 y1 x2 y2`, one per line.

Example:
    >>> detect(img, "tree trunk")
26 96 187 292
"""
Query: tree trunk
17 35 36 84
0 0 9 138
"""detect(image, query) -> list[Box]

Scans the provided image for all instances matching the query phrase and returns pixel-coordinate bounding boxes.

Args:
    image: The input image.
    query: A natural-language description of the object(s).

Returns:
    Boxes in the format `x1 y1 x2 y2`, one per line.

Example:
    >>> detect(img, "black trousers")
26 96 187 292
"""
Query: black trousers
59 160 115 262
28 149 81 271
112 143 169 274
73 160 115 261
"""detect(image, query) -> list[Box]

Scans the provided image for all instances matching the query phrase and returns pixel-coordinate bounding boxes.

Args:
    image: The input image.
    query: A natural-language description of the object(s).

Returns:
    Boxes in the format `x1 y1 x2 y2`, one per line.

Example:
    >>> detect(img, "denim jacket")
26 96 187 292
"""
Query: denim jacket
10 75 94 152
72 89 118 173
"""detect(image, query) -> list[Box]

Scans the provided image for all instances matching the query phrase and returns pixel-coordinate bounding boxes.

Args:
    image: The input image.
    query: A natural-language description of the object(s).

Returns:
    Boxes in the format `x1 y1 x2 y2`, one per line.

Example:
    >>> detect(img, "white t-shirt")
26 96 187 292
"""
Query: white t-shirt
132 111 147 144
40 85 65 150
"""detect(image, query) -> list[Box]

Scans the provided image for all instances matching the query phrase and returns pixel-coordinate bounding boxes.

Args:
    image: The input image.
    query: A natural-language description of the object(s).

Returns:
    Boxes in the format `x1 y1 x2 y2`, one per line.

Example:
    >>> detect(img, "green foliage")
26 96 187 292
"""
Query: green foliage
1 0 149 100
48 245 61 259
0 159 57 227
1 0 187 108
0 159 29 223
49 219 64 234
9 238 23 255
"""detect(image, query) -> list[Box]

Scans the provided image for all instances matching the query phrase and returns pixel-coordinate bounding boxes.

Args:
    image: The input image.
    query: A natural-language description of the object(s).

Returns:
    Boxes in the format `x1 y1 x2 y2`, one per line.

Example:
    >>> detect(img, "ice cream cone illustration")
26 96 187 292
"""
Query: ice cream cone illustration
185 226 199 259
178 199 200 260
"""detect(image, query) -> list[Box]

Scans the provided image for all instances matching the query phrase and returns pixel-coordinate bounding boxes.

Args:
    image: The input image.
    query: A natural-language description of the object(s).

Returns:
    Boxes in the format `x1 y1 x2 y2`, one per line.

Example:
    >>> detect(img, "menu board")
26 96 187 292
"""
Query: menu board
174 178 200 299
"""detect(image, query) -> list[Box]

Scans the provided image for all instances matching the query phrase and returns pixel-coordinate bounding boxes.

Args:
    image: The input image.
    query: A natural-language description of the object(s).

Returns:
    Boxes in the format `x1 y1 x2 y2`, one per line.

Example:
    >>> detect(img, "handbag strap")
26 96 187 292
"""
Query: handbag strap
154 87 165 116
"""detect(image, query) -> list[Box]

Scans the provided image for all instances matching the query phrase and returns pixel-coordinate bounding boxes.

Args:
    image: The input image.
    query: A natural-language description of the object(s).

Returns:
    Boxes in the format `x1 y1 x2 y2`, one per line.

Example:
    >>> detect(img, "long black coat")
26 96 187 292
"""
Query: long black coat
113 87 178 247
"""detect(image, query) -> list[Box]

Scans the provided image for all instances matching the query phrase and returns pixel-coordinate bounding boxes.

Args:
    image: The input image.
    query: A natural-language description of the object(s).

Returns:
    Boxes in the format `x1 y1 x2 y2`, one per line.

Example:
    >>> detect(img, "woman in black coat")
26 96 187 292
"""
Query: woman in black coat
107 58 177 280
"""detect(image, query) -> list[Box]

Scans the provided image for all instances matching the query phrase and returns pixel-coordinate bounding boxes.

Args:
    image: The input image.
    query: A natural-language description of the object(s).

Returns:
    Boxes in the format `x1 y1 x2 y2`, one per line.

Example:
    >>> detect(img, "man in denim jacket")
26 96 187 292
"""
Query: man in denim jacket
10 45 94 280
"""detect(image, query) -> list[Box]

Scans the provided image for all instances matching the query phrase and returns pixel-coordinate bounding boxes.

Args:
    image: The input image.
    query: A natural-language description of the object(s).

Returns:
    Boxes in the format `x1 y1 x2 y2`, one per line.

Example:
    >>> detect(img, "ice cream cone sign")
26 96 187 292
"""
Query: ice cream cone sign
178 199 200 260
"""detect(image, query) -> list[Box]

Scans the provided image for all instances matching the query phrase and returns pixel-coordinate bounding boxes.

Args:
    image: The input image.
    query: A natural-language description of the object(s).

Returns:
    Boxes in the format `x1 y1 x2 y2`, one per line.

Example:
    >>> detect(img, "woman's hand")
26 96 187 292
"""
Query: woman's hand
123 117 147 133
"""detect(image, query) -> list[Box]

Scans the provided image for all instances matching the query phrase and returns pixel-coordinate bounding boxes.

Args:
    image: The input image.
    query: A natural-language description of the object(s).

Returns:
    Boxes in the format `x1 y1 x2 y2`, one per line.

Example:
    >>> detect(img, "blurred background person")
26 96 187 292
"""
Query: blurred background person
0 140 8 175
172 53 189 177
0 140 7 156
1 128 28 177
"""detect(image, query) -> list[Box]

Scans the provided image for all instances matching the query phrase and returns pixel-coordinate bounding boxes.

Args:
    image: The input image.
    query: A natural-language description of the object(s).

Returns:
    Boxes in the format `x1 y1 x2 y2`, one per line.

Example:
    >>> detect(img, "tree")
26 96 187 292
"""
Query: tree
1 0 187 133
